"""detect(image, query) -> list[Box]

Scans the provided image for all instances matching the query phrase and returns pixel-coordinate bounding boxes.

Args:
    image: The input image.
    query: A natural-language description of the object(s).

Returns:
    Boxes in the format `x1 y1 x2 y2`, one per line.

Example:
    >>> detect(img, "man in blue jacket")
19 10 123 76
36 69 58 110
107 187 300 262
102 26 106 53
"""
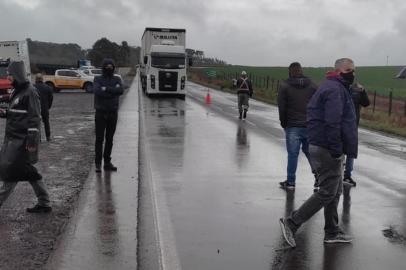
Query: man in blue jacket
94 58 123 173
279 58 357 247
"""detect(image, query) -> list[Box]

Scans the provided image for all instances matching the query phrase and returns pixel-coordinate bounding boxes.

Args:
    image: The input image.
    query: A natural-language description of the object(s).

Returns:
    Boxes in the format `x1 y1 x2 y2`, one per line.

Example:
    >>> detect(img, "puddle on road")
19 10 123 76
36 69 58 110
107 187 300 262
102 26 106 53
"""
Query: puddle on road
383 226 406 246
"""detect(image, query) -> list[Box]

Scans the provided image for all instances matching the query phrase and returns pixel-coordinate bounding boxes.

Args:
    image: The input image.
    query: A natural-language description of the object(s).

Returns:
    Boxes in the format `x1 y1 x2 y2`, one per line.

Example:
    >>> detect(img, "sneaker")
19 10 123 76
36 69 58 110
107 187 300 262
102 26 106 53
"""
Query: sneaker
343 177 357 187
243 110 247 119
279 218 296 247
95 164 102 173
324 233 353 244
26 204 52 213
104 162 117 171
279 181 295 190
238 112 242 120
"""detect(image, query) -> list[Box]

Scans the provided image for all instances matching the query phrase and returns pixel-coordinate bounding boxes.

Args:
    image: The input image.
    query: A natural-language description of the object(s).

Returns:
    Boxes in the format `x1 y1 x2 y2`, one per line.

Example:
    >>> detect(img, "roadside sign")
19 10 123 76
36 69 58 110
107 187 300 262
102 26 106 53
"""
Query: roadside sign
205 69 216 78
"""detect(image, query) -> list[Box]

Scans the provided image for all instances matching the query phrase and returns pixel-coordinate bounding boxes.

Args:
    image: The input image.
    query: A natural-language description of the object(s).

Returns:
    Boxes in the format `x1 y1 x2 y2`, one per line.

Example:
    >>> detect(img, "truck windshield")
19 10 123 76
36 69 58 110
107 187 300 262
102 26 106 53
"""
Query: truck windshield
0 66 8 78
151 56 185 69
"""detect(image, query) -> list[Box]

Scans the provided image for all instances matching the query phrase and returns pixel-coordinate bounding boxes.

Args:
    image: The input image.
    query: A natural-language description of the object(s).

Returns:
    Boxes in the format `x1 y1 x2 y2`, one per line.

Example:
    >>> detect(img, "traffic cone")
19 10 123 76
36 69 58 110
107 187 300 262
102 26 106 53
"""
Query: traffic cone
205 90 211 104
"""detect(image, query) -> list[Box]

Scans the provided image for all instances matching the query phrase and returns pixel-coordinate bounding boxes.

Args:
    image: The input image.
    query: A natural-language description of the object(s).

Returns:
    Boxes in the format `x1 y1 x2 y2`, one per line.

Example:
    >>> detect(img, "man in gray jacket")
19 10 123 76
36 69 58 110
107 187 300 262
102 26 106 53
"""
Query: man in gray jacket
278 62 317 190
0 61 51 213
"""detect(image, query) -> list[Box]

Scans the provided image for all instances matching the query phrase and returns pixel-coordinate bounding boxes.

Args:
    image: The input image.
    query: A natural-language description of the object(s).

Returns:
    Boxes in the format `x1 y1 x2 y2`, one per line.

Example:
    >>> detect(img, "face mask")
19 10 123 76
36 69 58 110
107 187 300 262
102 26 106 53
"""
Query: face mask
103 67 114 76
340 71 355 85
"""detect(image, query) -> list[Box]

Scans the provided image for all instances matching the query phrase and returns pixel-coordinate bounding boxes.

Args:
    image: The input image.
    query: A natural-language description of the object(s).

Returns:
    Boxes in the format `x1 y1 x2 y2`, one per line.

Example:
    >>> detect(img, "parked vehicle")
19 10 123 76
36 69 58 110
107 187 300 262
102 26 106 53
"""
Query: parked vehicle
0 40 31 105
43 69 94 93
140 27 191 98
80 68 123 81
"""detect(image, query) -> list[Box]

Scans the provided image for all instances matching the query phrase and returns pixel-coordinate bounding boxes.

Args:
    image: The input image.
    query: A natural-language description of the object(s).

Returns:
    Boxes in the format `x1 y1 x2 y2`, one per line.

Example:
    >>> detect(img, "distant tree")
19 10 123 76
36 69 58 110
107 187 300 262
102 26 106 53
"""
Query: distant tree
117 41 131 66
88 38 120 67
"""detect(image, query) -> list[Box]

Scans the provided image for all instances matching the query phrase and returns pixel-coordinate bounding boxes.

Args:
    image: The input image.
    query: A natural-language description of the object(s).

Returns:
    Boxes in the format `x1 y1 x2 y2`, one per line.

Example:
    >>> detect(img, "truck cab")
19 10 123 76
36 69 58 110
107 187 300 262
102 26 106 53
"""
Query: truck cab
0 59 13 107
140 28 189 99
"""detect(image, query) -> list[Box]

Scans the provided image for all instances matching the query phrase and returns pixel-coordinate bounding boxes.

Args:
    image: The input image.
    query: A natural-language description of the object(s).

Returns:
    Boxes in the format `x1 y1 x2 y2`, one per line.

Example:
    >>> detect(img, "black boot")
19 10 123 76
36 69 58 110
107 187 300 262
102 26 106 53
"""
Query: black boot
104 162 117 171
26 204 52 213
243 109 247 119
95 164 101 173
238 112 242 120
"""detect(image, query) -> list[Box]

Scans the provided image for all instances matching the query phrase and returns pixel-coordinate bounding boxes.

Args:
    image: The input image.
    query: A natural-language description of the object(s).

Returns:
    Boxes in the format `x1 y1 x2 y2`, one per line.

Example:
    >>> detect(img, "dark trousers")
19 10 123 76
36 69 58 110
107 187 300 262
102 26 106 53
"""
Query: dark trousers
289 144 343 237
95 110 118 165
42 112 51 139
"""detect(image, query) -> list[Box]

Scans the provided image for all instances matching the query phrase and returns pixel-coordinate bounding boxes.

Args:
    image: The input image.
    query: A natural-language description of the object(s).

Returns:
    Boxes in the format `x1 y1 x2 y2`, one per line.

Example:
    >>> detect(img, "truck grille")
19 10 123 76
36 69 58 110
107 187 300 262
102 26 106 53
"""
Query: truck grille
159 71 178 91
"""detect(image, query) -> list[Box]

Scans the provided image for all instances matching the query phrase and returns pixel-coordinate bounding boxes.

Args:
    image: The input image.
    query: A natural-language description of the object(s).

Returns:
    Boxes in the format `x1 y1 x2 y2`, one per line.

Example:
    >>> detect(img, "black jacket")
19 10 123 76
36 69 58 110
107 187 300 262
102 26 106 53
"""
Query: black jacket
94 59 124 112
278 76 317 128
3 84 41 140
34 82 53 114
350 85 370 125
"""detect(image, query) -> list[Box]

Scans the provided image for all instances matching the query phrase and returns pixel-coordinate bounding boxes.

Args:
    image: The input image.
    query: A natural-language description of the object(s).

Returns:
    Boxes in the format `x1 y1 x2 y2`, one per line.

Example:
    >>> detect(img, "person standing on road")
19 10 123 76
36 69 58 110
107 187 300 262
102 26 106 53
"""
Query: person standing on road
94 58 123 173
34 73 53 142
278 62 318 190
236 71 253 120
343 82 370 187
0 61 51 213
279 58 358 247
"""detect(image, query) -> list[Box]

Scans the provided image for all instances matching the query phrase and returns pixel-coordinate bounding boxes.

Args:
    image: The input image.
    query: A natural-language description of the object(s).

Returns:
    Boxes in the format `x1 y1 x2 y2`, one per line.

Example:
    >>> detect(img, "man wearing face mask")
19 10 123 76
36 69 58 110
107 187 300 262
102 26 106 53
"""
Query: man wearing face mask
93 58 124 173
0 61 51 213
279 58 357 247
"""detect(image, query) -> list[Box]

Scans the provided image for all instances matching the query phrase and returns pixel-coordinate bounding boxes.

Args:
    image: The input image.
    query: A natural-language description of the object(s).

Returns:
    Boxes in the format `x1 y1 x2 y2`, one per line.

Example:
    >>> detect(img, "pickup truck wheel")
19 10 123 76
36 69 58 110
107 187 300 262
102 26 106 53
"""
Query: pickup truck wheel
84 82 93 93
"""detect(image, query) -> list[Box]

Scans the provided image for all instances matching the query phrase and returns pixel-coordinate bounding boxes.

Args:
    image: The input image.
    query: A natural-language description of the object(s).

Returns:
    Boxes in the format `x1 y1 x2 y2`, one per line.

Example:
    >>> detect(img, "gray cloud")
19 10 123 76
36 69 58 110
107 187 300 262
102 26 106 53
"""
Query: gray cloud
1 0 406 66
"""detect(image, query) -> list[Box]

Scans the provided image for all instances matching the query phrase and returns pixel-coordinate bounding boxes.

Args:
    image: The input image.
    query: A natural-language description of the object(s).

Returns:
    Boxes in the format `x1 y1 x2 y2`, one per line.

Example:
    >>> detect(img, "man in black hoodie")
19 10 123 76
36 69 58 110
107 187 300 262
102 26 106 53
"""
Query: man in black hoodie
0 61 51 213
34 73 53 142
278 62 317 190
93 58 123 172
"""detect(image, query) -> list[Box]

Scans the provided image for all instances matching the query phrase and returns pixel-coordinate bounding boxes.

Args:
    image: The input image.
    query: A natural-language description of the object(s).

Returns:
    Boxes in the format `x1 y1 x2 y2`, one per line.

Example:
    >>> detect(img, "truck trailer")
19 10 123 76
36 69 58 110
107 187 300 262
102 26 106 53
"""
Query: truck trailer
140 27 191 98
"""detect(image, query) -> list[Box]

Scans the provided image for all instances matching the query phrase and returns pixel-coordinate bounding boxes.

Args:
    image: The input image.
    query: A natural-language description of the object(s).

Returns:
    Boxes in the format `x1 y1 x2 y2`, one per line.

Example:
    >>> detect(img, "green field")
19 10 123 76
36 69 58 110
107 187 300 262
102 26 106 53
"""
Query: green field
200 66 406 99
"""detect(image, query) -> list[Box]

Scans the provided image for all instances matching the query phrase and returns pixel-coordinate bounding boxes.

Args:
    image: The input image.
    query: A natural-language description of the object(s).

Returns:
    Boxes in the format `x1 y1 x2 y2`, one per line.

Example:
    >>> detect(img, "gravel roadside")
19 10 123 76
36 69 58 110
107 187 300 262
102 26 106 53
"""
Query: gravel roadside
0 91 96 270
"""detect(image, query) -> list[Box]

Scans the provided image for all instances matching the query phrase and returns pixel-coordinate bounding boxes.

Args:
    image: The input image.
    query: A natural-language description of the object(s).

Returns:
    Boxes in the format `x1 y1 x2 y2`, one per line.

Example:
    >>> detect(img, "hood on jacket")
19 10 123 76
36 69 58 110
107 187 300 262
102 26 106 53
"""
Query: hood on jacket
7 61 28 85
286 76 311 88
102 58 115 77
326 71 351 88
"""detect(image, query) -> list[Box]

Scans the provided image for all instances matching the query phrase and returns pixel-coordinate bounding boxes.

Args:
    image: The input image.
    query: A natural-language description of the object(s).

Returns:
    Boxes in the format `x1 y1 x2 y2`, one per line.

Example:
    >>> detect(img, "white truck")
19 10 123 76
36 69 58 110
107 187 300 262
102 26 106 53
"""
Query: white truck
0 40 31 80
140 27 191 98
0 40 31 105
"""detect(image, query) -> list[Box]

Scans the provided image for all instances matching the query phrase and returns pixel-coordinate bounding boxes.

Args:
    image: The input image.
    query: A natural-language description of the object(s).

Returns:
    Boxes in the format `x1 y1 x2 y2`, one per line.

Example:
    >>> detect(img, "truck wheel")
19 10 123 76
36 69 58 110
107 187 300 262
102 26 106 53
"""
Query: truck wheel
84 82 93 93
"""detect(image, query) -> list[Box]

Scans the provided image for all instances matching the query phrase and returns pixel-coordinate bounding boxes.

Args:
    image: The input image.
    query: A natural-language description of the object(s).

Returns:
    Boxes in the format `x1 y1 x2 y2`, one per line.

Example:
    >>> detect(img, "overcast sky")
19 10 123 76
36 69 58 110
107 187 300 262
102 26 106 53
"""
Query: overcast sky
1 0 406 67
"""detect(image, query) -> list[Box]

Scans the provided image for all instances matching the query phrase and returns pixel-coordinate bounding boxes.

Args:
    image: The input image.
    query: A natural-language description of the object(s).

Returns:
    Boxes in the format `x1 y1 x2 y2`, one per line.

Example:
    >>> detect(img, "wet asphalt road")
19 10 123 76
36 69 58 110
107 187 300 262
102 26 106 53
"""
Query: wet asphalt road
139 82 406 270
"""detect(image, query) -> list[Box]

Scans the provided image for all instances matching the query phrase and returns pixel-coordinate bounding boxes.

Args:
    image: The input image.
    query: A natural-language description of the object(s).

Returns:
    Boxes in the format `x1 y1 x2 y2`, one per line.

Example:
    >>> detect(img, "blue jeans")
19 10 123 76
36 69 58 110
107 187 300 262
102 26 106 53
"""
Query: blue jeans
285 127 313 183
344 156 354 178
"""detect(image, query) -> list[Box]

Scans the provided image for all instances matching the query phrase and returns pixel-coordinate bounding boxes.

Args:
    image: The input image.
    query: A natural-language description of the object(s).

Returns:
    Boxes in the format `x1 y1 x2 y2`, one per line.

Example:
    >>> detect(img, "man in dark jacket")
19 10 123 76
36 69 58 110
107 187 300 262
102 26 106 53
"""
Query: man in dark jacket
343 83 370 187
94 58 123 172
236 71 253 120
34 73 53 142
0 61 51 213
279 58 357 247
278 62 317 190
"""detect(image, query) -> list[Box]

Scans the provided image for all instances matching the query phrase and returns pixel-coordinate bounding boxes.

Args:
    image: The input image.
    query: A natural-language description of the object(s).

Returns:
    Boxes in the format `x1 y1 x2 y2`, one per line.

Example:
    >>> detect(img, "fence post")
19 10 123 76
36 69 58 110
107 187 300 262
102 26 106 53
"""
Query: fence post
388 90 393 116
266 76 269 89
276 80 280 91
404 99 406 117
373 91 376 113
271 79 274 91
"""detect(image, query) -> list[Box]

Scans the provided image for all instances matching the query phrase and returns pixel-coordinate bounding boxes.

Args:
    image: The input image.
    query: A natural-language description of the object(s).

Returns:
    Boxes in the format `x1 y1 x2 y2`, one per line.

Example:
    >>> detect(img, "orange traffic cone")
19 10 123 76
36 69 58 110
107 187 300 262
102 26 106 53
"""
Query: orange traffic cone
205 90 211 104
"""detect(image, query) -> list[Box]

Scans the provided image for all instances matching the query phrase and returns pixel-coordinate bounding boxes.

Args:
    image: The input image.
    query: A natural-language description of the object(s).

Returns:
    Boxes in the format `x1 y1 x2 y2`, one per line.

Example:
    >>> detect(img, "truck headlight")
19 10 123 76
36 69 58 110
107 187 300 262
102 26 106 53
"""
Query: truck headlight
181 76 185 90
150 75 155 89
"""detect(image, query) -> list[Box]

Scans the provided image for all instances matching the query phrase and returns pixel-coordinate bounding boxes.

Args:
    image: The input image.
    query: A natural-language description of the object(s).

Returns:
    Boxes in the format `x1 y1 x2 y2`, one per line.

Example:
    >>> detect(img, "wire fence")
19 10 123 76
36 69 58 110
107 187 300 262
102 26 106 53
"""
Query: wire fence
190 69 406 120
